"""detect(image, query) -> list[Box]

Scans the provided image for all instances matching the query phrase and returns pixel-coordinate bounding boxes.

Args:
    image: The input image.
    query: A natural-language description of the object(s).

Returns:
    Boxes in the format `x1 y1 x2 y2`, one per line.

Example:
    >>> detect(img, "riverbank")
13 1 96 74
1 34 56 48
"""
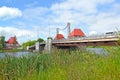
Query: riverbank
0 47 120 80
0 49 25 53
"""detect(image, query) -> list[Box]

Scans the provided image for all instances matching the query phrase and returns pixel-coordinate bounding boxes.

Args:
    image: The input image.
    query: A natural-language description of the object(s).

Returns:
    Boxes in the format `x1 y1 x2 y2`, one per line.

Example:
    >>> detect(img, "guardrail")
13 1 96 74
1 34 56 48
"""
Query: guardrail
52 34 119 43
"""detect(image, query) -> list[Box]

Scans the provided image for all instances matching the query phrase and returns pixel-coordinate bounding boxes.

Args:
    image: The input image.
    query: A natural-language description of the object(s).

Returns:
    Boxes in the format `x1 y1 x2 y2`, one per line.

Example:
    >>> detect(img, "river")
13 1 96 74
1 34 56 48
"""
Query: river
0 51 32 58
0 48 108 58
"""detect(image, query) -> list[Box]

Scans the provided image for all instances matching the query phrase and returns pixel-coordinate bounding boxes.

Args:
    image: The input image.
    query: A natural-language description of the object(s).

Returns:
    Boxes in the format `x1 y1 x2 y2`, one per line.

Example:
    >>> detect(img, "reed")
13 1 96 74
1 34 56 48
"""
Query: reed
0 47 120 80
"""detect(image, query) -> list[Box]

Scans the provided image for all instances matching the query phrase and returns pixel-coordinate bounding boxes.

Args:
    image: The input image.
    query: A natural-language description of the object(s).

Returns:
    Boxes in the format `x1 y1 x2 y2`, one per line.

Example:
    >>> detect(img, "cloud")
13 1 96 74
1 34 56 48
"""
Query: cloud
0 26 36 39
51 0 114 14
89 15 120 33
49 0 120 34
23 7 48 21
89 31 98 36
0 6 22 20
13 0 120 42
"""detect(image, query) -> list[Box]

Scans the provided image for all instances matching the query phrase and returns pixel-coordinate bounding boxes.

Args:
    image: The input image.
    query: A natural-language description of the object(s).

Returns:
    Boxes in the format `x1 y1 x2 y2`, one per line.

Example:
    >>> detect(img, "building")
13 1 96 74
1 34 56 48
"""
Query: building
6 36 20 49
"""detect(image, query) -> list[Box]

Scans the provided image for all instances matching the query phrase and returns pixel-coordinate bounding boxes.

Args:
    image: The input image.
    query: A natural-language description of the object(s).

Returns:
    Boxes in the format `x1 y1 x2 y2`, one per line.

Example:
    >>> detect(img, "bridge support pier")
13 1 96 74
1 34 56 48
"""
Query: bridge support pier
77 46 86 52
44 38 52 53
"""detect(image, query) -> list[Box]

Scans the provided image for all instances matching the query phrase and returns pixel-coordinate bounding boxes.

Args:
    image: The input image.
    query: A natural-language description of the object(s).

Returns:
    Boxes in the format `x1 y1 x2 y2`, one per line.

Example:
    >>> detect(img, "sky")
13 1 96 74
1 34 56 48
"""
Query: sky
0 0 120 44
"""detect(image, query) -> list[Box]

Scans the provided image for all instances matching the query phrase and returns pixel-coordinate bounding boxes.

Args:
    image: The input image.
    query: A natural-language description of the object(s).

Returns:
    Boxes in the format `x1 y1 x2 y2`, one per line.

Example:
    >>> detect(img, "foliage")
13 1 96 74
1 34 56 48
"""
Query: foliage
37 38 44 42
0 47 120 80
47 37 53 40
22 40 36 49
22 38 44 49
0 36 6 50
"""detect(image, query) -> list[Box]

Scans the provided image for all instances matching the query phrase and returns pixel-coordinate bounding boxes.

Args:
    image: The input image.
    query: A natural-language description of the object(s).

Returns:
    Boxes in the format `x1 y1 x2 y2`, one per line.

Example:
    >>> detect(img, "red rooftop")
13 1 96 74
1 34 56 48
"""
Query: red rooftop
69 29 85 37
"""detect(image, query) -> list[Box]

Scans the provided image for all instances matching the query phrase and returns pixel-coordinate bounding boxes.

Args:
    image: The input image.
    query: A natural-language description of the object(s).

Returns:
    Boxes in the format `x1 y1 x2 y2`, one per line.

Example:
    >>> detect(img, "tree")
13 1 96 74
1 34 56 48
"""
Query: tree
37 38 44 42
22 38 44 49
0 36 6 50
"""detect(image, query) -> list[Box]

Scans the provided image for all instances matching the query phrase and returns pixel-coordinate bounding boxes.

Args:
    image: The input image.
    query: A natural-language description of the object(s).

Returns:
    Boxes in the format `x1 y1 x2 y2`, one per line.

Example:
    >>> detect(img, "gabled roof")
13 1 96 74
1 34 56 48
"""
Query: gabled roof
54 34 65 40
69 29 85 37
7 36 18 44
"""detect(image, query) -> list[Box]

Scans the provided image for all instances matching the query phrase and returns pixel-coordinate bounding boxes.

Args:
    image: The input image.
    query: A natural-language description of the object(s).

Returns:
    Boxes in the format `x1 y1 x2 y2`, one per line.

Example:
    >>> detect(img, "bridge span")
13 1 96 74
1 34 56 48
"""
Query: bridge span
52 35 119 46
28 34 120 52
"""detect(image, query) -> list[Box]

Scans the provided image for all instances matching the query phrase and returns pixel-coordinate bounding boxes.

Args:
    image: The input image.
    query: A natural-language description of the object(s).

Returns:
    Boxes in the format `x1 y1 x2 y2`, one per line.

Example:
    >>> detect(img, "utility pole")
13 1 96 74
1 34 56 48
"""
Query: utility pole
37 28 39 39
49 25 51 37
67 22 71 38
56 28 59 35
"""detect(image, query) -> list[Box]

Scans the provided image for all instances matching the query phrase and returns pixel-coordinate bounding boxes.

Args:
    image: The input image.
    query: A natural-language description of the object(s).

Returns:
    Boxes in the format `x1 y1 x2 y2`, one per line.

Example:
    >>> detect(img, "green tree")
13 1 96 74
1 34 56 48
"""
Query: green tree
37 38 44 42
0 36 6 50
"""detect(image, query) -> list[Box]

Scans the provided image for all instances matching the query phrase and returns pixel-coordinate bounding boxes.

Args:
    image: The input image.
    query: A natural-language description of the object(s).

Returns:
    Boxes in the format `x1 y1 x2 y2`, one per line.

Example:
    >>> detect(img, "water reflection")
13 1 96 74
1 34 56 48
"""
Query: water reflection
0 52 32 58
87 48 108 55
0 48 108 58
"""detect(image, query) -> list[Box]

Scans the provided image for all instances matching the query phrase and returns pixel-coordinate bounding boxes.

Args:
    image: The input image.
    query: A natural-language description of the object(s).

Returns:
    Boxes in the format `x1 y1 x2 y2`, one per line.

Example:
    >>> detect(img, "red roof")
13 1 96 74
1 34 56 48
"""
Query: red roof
7 36 18 44
69 29 85 37
54 34 65 40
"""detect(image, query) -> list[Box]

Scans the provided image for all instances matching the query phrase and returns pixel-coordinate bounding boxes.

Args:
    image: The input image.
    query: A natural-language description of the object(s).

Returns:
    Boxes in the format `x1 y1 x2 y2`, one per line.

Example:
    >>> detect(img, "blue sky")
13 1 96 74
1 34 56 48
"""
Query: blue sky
0 0 120 44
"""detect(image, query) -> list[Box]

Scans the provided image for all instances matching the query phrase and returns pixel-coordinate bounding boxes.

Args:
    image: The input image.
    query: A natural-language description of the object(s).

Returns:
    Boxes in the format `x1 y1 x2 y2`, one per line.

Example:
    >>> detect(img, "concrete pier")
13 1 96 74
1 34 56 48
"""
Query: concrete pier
44 38 52 53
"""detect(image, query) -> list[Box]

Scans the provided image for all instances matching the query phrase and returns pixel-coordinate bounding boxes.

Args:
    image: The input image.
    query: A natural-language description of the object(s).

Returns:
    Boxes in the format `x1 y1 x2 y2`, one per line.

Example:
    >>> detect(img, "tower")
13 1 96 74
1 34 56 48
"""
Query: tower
67 22 71 38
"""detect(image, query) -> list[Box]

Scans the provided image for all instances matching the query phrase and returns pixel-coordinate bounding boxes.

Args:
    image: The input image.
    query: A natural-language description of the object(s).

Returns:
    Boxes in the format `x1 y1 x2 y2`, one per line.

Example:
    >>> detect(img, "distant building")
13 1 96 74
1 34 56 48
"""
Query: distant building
6 36 20 49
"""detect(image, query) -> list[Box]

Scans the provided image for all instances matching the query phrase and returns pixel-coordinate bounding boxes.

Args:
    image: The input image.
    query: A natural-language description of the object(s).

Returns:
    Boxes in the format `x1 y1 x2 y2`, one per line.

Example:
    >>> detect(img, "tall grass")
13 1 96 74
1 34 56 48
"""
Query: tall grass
0 47 120 80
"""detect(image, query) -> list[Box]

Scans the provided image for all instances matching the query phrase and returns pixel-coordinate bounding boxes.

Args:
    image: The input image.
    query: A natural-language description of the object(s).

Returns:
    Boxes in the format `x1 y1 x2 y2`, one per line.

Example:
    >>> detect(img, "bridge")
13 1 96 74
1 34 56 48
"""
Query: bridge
52 35 119 46
28 34 119 52
28 23 120 52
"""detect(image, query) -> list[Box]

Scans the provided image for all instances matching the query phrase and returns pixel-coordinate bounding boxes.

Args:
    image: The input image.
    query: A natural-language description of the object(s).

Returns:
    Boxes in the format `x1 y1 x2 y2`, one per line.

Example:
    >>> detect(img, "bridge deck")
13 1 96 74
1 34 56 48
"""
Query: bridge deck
52 36 119 43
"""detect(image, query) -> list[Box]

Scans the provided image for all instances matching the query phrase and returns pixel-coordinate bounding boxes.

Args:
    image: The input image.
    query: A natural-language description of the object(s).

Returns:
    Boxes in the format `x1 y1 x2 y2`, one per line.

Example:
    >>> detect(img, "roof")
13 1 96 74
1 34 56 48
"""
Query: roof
69 29 85 37
7 36 18 44
54 34 65 40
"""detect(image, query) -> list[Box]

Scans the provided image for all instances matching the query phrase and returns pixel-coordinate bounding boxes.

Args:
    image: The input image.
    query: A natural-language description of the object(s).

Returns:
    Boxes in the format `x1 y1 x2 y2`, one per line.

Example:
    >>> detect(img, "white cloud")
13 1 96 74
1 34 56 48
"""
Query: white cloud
10 0 120 42
0 6 22 19
51 0 114 14
48 0 120 34
89 31 97 36
0 26 36 39
23 7 48 21
89 15 120 33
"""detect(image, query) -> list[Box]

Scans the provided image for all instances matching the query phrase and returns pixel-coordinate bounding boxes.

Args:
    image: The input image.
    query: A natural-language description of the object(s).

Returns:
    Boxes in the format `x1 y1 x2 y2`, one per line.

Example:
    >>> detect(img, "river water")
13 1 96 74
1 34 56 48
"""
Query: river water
0 51 32 58
0 48 108 58
87 48 108 55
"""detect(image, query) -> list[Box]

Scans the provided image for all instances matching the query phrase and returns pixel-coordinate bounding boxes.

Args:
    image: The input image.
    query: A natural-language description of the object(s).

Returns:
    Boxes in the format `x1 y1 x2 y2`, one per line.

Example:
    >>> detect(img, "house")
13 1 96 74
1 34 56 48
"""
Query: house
6 36 20 49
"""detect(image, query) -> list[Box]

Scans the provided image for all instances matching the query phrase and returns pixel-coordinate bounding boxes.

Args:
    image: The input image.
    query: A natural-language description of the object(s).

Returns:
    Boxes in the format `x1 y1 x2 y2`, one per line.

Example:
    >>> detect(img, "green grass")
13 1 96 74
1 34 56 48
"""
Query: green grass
0 47 120 80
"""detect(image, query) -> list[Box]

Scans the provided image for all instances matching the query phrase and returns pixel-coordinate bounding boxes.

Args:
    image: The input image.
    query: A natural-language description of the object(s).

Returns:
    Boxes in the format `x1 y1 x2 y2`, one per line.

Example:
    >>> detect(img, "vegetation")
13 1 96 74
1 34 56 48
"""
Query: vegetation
0 36 6 50
0 47 120 80
37 38 44 42
22 38 44 49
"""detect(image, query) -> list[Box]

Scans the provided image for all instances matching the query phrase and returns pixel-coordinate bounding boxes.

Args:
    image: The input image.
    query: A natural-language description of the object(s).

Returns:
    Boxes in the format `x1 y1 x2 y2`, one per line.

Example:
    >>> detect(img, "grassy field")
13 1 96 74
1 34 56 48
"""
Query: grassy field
0 47 120 80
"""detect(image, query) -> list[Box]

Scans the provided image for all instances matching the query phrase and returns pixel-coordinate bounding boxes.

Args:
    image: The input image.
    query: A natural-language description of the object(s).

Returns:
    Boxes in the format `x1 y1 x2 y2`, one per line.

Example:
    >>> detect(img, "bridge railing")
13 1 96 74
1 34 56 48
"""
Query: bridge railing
52 34 119 43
